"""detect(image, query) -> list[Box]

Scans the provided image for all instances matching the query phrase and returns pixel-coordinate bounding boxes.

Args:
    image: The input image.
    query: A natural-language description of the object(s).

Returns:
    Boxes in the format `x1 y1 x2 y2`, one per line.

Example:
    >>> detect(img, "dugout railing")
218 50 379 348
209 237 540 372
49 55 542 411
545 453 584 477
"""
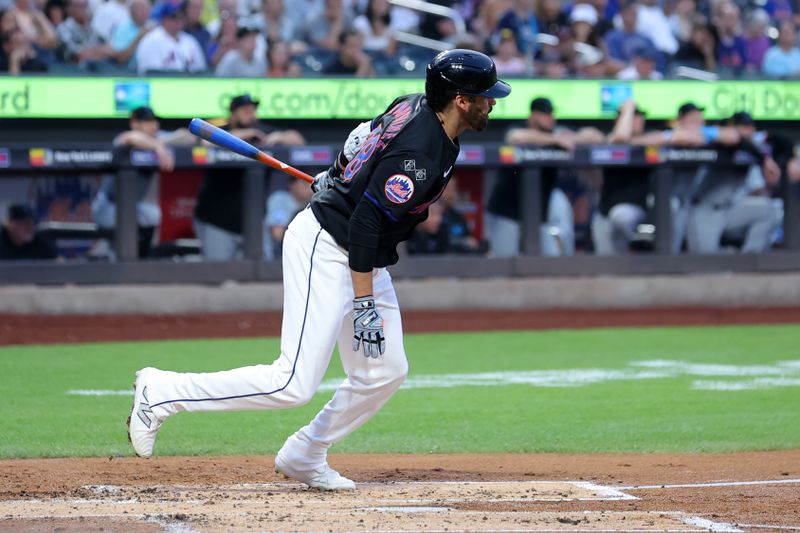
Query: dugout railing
0 142 798 285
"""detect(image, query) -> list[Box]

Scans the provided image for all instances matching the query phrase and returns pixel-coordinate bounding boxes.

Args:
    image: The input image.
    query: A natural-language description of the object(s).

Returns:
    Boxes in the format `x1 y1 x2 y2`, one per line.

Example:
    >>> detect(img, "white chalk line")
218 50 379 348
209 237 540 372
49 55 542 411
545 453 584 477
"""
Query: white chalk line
680 515 742 532
619 478 800 490
65 358 800 397
734 525 800 531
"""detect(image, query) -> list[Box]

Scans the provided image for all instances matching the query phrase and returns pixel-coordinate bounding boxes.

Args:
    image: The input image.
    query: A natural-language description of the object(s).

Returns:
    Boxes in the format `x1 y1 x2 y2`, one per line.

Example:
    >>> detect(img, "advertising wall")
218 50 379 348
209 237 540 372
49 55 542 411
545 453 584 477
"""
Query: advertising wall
2 77 799 121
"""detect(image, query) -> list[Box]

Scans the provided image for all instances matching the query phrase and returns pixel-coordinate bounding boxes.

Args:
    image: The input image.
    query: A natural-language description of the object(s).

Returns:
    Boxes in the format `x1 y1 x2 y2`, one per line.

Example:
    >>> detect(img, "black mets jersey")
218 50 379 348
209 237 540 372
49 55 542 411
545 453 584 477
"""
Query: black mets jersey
311 93 460 272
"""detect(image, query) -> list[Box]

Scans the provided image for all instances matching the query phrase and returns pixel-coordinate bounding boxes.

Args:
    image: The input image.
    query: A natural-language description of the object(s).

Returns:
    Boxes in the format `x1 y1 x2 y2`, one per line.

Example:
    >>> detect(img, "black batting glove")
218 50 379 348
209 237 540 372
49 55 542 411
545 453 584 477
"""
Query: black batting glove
352 296 385 358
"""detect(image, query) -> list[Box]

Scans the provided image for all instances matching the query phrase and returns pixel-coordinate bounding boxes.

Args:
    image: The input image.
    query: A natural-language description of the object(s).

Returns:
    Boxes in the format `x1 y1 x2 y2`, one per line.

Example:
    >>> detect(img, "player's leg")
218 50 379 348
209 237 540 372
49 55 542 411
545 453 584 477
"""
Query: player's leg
485 212 521 257
607 203 646 252
193 219 242 261
541 187 574 256
686 204 725 253
591 212 615 255
129 209 349 457
277 268 408 488
724 197 781 253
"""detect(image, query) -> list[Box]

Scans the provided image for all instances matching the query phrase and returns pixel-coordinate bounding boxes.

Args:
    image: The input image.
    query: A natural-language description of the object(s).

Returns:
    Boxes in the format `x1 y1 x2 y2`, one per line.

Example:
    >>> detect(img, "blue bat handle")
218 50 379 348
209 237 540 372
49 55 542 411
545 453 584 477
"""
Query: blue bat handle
189 118 261 160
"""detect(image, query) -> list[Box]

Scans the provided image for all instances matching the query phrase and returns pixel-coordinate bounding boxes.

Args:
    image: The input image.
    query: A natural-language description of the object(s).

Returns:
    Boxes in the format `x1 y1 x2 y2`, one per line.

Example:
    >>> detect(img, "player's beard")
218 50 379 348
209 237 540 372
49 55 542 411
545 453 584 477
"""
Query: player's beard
465 102 490 131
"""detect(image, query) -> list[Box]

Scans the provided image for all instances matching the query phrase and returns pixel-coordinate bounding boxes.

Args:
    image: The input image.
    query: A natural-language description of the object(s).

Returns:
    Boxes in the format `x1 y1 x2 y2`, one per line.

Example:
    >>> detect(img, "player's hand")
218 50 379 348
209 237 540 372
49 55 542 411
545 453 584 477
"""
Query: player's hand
343 121 372 161
154 145 175 172
763 156 781 187
311 169 335 193
352 296 385 358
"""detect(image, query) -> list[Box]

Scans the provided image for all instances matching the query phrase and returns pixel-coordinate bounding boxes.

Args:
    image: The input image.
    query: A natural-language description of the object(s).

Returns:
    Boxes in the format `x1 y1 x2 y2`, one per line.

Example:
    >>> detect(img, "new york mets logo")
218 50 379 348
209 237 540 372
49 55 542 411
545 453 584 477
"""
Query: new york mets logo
384 174 414 204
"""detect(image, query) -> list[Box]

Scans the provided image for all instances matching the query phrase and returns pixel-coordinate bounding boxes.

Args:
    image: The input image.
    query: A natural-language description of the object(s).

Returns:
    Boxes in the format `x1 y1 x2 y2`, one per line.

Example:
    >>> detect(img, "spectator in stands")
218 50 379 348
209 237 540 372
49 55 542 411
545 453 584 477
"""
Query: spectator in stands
91 0 129 44
0 204 57 261
491 27 527 74
56 0 114 69
353 0 397 56
205 4 237 67
263 177 313 259
605 1 658 64
674 19 716 70
493 0 539 60
109 0 153 70
182 0 211 54
636 0 679 55
762 20 800 78
666 0 696 43
135 0 206 74
536 0 569 36
215 26 265 76
419 0 461 44
763 0 795 23
569 2 620 76
304 0 354 51
244 0 299 51
266 38 301 76
617 44 662 78
487 97 599 257
6 0 58 52
0 25 48 72
204 0 234 40
322 29 373 76
193 94 305 261
92 106 195 259
713 1 747 73
742 9 770 71
44 0 66 27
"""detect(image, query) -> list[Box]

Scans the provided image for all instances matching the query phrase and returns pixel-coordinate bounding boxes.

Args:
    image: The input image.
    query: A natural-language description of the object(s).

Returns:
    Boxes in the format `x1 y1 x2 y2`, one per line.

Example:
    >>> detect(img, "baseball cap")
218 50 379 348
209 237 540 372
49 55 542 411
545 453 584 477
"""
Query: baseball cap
530 97 554 114
730 111 754 125
7 203 34 221
236 26 259 39
229 94 260 112
632 45 657 61
678 102 705 118
570 3 598 25
130 106 158 121
156 0 182 20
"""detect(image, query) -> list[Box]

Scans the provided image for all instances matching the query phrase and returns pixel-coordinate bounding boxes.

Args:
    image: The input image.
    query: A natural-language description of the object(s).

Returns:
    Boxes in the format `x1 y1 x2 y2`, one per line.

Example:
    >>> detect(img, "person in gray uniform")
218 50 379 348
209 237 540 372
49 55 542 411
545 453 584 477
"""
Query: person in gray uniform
685 112 782 254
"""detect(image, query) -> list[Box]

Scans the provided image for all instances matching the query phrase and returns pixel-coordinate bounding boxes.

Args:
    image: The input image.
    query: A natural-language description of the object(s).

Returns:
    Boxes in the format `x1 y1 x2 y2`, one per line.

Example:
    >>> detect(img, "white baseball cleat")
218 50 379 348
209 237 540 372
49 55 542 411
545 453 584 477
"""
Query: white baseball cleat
127 368 164 458
275 453 356 491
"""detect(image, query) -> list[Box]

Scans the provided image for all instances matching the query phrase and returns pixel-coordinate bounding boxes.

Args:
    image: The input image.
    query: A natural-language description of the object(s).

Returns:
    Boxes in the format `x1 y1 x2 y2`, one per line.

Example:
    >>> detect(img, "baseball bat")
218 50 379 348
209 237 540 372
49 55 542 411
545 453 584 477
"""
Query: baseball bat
188 118 314 184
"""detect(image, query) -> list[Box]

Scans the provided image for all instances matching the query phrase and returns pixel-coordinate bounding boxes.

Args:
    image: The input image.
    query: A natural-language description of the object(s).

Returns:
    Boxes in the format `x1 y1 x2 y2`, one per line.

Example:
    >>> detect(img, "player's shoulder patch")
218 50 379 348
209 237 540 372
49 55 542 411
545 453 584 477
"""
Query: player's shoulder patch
384 174 415 204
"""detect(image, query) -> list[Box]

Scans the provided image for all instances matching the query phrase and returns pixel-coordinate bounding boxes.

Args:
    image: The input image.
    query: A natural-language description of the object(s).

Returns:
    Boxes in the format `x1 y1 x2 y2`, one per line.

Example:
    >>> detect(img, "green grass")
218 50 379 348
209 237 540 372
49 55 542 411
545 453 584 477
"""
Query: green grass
1 324 799 458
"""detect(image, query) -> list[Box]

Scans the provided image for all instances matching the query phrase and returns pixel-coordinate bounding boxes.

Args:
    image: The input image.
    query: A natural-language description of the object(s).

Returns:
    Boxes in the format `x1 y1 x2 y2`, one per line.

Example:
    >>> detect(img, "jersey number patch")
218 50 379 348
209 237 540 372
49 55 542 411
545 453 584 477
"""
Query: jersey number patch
385 174 415 204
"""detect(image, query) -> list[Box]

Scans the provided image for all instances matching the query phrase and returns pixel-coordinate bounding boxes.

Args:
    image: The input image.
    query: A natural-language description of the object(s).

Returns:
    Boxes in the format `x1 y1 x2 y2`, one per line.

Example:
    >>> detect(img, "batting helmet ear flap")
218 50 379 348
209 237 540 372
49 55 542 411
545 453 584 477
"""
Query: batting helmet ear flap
425 49 512 111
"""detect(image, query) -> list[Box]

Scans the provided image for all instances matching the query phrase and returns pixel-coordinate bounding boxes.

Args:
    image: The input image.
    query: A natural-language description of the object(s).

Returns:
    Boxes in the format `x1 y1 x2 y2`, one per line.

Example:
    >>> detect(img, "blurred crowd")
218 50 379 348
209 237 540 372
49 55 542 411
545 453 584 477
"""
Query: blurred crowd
1 0 799 77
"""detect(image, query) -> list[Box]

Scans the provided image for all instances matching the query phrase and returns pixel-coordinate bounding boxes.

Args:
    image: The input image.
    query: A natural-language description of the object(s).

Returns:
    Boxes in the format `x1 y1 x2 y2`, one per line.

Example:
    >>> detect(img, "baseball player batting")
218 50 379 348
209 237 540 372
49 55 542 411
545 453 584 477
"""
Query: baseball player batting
127 49 511 490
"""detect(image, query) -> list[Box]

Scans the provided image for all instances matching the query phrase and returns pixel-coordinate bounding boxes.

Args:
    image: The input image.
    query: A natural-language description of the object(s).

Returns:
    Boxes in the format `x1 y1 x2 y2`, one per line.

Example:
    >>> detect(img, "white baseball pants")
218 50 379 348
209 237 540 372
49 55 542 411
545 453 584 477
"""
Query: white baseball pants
145 207 408 462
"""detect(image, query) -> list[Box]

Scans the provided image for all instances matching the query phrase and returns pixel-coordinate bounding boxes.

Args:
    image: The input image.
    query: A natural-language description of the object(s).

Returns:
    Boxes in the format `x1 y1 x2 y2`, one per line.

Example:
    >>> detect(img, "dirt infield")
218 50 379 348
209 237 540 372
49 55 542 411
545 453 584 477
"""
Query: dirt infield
2 307 800 531
1 452 799 531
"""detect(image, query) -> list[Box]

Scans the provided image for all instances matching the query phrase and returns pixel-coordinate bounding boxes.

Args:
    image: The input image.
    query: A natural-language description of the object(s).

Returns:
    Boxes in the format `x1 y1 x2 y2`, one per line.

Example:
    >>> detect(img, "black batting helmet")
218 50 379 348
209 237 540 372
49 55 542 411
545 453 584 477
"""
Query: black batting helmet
425 49 511 111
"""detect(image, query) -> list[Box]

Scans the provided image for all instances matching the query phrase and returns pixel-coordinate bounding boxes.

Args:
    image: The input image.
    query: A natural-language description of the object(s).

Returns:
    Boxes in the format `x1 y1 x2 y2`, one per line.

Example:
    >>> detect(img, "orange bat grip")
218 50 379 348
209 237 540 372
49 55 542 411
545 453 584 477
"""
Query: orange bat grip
256 151 315 184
